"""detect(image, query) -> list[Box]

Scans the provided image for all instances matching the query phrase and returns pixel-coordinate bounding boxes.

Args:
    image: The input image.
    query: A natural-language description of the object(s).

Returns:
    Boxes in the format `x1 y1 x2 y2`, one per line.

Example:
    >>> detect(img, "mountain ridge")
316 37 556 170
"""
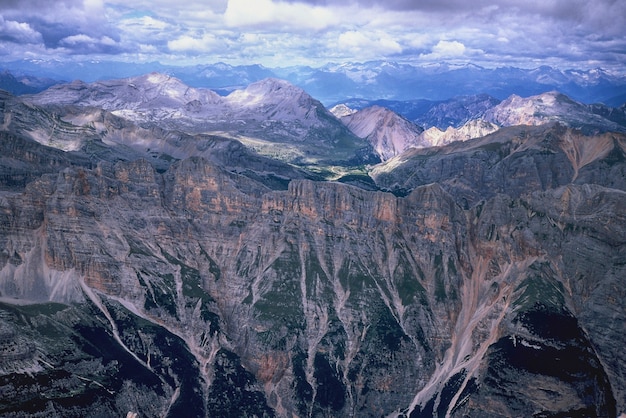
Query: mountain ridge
16 73 626 177
24 74 377 169
3 60 626 105
332 91 625 162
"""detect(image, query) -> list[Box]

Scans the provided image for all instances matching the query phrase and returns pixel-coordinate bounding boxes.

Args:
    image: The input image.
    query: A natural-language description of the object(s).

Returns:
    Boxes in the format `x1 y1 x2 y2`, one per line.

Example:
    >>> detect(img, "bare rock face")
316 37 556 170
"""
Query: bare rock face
0 85 625 417
0 156 461 416
337 105 425 161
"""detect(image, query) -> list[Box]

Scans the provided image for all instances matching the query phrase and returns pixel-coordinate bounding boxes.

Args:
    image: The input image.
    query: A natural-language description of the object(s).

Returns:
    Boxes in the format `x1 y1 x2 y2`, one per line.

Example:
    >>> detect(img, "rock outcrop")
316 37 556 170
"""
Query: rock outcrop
420 119 499 148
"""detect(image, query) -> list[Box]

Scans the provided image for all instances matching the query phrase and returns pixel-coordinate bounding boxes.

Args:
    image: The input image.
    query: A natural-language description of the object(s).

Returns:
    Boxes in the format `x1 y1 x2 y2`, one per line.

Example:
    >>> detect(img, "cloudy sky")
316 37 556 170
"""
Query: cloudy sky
0 0 624 70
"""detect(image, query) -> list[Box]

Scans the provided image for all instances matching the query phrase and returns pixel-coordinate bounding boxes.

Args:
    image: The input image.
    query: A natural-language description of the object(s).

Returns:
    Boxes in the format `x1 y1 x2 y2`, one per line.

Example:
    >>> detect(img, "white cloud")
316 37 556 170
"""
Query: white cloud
167 33 223 52
224 0 340 31
137 43 159 54
0 16 43 44
419 40 460 60
432 40 466 57
123 15 170 31
337 30 402 56
61 34 116 46
416 39 490 64
116 14 175 46
402 33 433 50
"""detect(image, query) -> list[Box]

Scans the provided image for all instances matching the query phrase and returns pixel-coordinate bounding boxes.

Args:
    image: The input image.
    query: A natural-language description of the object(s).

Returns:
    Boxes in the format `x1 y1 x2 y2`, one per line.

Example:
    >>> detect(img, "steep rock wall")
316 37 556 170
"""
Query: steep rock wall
0 127 624 416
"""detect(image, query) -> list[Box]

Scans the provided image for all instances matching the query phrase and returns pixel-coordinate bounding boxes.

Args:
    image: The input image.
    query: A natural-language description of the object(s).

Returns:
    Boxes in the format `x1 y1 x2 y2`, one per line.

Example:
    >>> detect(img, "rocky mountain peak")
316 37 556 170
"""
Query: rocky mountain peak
420 118 500 147
339 105 425 161
329 103 356 118
135 71 174 85
483 90 625 132
226 77 308 105
28 72 223 112
245 77 299 94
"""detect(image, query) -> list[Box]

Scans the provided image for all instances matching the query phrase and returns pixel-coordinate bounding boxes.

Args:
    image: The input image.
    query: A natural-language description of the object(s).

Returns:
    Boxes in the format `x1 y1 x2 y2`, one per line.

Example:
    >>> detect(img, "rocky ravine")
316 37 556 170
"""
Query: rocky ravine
0 108 624 418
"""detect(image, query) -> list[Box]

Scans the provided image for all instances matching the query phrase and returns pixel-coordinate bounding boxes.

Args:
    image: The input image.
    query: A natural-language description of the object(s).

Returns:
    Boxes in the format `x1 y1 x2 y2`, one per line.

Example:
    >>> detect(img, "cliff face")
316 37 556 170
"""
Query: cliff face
1 119 624 417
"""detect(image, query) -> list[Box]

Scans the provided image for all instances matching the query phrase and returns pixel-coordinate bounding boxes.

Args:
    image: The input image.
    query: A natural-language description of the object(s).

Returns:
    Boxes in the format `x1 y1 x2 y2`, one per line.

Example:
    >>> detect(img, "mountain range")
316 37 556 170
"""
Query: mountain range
3 60 626 106
0 71 625 418
11 72 626 165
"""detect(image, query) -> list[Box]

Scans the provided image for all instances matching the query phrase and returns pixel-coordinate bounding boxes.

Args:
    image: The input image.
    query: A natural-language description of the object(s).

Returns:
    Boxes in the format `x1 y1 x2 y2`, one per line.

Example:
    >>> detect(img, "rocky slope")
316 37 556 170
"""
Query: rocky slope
0 89 317 191
329 95 500 131
332 105 500 160
0 78 625 417
332 105 425 161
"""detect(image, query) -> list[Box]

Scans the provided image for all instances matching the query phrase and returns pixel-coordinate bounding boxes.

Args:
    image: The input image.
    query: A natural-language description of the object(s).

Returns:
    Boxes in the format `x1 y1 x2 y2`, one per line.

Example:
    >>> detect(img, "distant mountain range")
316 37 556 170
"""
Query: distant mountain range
7 73 626 168
2 60 626 106
0 70 58 95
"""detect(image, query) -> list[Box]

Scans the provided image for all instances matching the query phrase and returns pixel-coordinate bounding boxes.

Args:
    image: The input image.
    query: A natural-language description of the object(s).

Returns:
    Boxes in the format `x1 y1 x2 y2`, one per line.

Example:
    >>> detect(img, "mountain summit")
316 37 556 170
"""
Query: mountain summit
30 72 223 112
334 105 425 160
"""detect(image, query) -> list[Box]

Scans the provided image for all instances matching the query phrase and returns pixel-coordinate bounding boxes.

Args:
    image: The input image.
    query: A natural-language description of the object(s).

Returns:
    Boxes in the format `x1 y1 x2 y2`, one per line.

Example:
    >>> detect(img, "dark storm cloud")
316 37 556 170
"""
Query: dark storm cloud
282 0 465 10
285 0 612 14
19 16 112 50
0 0 84 10
286 0 626 34
0 0 118 49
